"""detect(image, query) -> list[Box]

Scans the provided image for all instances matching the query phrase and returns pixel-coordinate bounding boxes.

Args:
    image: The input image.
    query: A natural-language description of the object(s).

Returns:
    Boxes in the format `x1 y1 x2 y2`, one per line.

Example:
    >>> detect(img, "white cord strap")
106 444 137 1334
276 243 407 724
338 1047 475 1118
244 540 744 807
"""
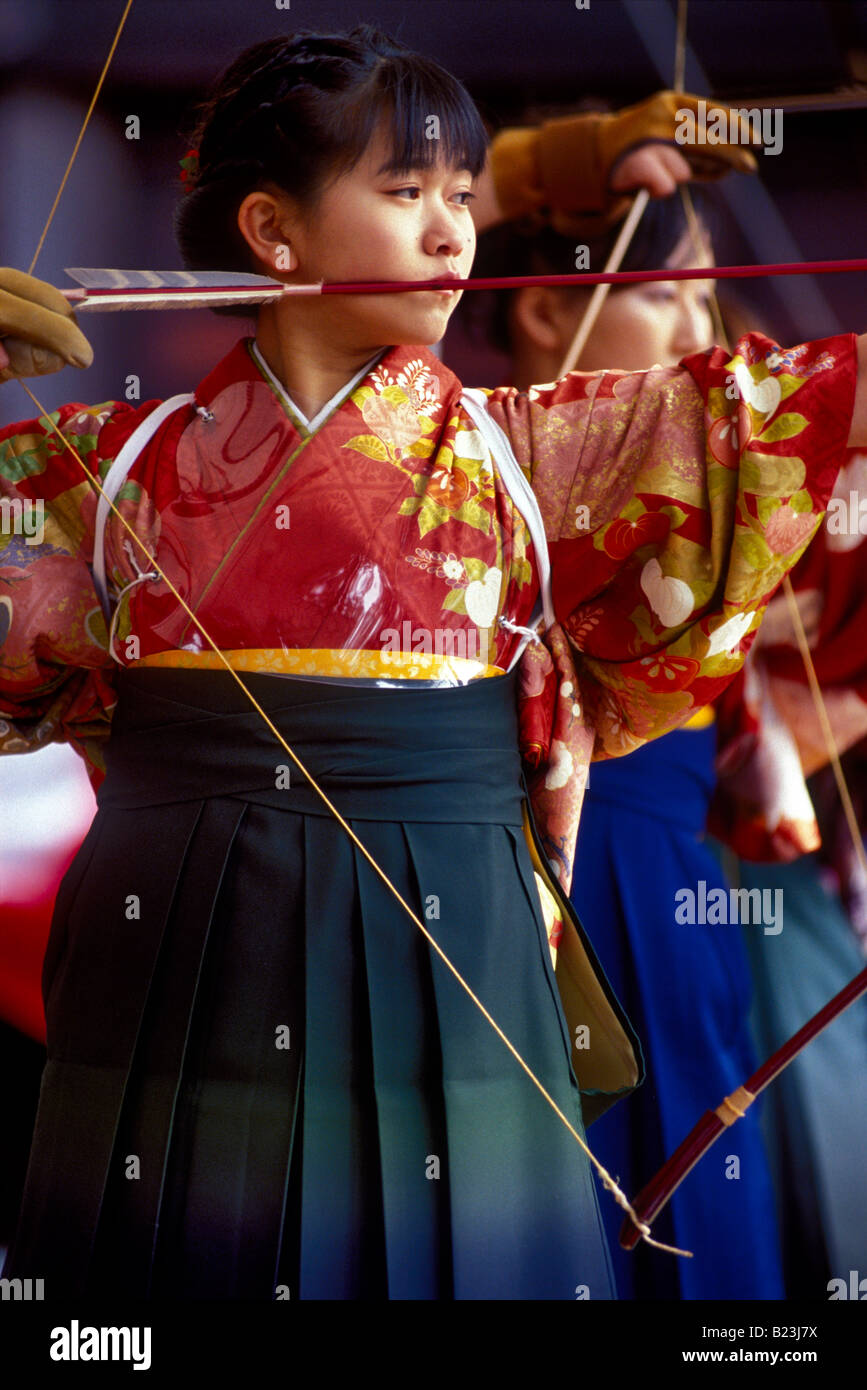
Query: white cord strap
92 392 195 621
460 389 555 671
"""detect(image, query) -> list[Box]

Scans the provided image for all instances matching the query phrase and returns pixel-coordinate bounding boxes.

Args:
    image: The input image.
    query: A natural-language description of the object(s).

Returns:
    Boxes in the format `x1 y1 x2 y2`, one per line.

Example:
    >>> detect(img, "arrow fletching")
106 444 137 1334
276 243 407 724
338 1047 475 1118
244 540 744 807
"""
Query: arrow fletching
63 268 323 310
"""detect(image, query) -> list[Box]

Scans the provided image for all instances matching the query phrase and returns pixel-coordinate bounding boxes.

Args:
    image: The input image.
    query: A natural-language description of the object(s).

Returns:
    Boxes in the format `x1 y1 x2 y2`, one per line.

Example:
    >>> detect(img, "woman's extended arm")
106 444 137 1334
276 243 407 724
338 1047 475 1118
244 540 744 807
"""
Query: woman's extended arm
474 329 860 765
0 272 132 776
473 91 759 236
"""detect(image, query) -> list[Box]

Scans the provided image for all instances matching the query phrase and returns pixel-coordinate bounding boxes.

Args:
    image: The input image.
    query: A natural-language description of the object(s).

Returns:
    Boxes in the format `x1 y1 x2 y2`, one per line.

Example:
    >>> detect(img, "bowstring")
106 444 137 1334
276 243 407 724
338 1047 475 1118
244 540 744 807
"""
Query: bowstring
28 0 134 276
13 0 686 1258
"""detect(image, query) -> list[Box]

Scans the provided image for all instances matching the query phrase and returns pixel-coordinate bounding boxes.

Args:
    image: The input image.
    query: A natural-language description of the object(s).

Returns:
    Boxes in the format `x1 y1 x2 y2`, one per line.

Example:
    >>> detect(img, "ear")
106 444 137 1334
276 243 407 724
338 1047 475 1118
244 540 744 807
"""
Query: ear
236 190 299 274
511 286 575 353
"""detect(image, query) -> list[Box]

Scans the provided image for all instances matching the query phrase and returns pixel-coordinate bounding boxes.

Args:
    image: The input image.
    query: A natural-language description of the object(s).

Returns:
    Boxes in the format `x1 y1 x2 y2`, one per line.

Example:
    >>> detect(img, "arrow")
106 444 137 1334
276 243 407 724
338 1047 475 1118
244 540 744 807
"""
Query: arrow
59 256 867 311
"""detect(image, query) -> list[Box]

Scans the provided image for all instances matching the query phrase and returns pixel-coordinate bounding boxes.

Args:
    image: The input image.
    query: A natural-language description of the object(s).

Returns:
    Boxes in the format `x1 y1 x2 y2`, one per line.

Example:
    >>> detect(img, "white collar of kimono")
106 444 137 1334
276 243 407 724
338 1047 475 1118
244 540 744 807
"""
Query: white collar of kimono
250 340 386 434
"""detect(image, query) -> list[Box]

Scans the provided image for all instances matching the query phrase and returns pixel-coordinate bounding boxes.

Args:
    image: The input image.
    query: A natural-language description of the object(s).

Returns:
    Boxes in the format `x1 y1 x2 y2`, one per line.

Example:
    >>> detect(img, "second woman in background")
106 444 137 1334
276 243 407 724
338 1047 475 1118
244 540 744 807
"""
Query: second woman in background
466 193 785 1299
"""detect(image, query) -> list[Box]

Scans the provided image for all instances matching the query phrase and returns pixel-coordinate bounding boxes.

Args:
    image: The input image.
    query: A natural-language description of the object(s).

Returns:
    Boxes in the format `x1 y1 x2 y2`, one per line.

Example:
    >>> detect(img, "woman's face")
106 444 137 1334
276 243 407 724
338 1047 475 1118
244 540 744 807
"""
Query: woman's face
573 228 716 371
275 121 477 351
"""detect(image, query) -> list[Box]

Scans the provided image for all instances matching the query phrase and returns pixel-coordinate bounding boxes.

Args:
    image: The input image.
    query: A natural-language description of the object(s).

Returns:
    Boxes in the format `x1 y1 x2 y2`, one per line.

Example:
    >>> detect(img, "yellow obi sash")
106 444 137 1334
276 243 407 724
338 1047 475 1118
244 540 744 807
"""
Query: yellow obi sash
131 647 506 682
683 705 715 729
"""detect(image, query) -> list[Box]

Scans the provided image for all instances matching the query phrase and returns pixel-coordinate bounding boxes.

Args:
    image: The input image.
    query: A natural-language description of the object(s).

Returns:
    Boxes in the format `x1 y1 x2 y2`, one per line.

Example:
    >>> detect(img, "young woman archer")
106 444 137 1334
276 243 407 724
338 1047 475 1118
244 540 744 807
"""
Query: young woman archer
1 26 865 1300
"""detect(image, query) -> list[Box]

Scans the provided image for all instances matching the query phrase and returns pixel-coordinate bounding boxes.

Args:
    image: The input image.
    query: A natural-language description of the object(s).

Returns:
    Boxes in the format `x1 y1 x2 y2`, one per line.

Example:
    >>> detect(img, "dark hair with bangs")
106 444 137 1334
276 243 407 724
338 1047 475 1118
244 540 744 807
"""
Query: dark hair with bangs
467 189 716 356
175 25 488 294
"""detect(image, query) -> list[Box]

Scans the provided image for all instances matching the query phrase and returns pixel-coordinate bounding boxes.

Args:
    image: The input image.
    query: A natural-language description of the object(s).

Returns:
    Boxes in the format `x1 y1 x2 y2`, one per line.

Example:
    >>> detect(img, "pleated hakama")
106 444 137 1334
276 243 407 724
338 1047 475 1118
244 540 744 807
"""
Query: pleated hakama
6 668 617 1300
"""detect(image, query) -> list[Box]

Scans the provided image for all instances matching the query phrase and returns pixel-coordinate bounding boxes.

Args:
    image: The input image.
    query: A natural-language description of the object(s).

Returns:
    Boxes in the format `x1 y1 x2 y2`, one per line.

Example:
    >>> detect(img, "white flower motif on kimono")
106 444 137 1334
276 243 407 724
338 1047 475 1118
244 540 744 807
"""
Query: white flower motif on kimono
361 395 423 457
568 606 604 651
640 557 694 627
371 359 441 418
464 566 502 629
733 361 782 419
544 738 574 790
705 610 755 658
453 428 489 462
597 693 644 754
72 408 111 431
403 548 467 588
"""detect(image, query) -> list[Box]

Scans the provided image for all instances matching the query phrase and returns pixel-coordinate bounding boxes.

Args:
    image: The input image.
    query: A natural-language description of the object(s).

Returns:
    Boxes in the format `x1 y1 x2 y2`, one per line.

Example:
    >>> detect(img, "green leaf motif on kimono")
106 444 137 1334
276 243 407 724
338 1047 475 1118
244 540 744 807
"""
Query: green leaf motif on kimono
735 529 770 570
451 498 492 535
416 415 440 435
629 606 662 650
788 488 814 514
452 451 493 488
69 433 100 460
778 375 805 402
740 450 806 497
707 385 734 418
706 464 736 503
441 587 468 615
406 437 437 459
660 503 687 531
399 491 451 538
756 412 808 444
510 555 532 587
0 437 51 483
350 385 376 409
116 479 144 506
380 384 411 407
755 494 778 526
619 496 647 522
462 555 489 582
755 489 814 527
343 434 389 462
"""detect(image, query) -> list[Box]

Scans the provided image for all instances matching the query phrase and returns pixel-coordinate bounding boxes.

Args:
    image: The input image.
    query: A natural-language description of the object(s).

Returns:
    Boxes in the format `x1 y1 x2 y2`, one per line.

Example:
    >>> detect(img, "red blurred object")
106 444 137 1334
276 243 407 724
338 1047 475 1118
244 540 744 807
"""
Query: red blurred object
0 840 84 1043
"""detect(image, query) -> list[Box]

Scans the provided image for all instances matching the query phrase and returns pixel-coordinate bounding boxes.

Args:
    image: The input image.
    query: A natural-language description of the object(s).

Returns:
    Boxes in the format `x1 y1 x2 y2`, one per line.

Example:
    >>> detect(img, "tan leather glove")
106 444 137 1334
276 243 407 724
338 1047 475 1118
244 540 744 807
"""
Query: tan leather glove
0 268 93 383
490 90 759 237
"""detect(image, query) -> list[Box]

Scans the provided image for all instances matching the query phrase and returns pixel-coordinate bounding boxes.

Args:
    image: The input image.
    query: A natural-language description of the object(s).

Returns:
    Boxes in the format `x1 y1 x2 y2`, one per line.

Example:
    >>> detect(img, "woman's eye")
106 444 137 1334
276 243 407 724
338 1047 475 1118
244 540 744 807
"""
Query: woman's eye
391 186 421 199
453 191 475 207
643 288 677 304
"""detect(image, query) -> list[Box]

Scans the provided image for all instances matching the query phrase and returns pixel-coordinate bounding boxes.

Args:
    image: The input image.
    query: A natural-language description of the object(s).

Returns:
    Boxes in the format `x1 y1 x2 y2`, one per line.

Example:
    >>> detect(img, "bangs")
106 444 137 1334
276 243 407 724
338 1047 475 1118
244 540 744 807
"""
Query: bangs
375 61 489 175
325 54 489 183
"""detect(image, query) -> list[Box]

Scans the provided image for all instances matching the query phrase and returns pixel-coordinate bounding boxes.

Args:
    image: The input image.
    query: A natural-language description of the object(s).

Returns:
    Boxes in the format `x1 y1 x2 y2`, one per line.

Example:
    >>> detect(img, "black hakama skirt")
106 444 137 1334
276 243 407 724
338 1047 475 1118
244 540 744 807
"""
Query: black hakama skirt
6 667 620 1299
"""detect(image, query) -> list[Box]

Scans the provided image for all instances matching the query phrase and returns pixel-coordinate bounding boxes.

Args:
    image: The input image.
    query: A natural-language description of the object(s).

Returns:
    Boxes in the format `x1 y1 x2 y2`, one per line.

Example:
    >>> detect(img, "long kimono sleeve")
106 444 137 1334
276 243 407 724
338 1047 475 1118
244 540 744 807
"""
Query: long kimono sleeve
486 331 856 752
711 451 867 859
0 398 142 781
474 332 856 887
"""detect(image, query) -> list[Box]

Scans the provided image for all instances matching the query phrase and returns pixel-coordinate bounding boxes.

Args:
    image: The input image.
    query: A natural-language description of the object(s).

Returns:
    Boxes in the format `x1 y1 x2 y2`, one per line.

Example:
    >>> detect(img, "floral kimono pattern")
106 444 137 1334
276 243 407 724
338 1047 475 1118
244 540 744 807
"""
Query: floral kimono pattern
0 331 857 894
711 448 867 860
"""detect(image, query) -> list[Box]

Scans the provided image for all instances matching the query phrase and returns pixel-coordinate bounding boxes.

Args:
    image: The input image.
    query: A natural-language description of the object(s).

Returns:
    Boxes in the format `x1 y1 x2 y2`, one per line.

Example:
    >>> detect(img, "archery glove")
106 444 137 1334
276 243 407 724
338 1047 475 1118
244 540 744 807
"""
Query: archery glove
0 268 93 383
490 90 759 238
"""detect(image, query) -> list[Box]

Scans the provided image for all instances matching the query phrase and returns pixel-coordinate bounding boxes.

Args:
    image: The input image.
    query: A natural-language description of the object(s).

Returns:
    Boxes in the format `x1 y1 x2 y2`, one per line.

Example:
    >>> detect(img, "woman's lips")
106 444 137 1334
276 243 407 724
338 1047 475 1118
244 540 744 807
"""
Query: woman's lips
432 274 461 297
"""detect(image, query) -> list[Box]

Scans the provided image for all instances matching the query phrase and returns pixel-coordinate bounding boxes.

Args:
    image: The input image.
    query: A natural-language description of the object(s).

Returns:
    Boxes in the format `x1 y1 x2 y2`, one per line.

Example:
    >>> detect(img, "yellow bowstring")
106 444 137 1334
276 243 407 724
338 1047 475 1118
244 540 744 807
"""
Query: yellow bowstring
28 0 134 276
